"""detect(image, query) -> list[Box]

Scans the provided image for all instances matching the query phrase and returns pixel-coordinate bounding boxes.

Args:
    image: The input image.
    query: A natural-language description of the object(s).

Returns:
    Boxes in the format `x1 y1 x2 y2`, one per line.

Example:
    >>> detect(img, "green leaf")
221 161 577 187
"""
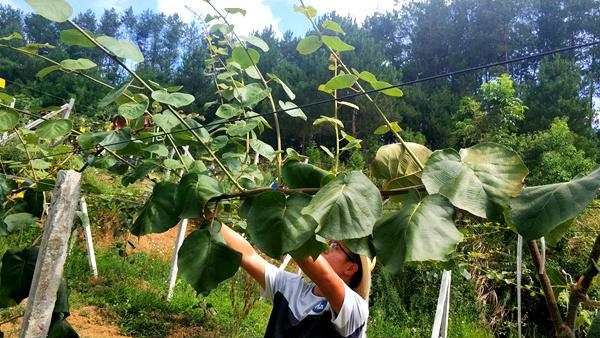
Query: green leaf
231 47 260 69
209 24 233 36
0 246 38 305
35 119 72 140
371 142 432 185
278 101 306 120
4 213 36 233
246 192 318 258
237 83 270 108
122 160 158 186
152 111 179 132
345 236 376 260
151 90 195 108
245 66 261 80
289 236 329 260
322 20 345 35
162 159 183 170
313 115 344 128
189 160 207 174
225 7 247 16
241 35 269 52
0 32 23 41
509 166 600 241
60 29 96 47
325 74 358 90
302 171 382 240
373 192 463 274
216 104 242 119
321 35 355 52
143 144 168 157
97 36 144 63
178 228 241 294
317 146 333 158
98 79 132 108
296 35 323 55
250 139 276 161
118 102 147 120
31 159 50 170
356 71 377 83
545 219 575 247
47 319 78 338
131 182 180 236
99 129 132 151
293 5 317 18
268 74 295 100
59 58 96 70
176 173 222 219
422 143 528 219
36 65 61 78
373 122 402 135
283 160 332 189
371 81 403 97
226 120 258 137
25 0 72 22
0 110 19 131
0 93 15 105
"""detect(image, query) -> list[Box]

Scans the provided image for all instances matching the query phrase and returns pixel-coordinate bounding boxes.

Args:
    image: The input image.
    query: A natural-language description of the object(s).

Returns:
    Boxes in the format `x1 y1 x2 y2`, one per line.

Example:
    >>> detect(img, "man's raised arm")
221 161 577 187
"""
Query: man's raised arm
220 223 267 288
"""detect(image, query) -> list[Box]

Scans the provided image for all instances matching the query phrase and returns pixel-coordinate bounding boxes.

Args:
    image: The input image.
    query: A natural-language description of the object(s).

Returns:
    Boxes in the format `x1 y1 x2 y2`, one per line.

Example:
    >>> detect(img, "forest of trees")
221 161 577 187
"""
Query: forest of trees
1 0 599 184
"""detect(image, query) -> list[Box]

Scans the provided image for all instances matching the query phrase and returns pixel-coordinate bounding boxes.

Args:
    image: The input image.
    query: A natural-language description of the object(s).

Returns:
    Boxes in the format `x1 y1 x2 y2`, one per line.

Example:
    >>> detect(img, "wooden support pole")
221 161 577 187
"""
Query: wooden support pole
20 170 81 338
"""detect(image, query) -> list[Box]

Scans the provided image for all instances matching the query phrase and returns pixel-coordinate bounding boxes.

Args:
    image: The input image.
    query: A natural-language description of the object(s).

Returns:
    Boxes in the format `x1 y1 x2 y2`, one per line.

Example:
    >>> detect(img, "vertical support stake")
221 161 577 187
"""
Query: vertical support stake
166 218 188 301
79 197 98 278
20 170 81 338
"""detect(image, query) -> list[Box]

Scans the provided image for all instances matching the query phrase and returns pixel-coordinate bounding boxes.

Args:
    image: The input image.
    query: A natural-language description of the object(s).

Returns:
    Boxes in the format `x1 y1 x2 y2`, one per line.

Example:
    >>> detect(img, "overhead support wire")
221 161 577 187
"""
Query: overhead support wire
2 40 599 164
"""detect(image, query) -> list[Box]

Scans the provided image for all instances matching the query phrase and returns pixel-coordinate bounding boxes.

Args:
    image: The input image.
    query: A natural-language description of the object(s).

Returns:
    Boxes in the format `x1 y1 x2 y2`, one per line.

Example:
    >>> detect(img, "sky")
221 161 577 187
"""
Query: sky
1 0 401 36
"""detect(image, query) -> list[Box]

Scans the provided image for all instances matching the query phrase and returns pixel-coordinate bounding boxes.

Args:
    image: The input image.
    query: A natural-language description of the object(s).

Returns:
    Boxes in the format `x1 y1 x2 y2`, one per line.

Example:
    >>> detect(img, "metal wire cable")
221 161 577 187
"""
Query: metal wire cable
3 40 599 164
0 77 70 102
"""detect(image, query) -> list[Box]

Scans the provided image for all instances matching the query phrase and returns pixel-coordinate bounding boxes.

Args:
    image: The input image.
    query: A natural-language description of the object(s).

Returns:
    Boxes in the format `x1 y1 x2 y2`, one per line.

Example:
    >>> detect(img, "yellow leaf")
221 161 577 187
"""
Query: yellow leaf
79 126 87 132
0 77 5 88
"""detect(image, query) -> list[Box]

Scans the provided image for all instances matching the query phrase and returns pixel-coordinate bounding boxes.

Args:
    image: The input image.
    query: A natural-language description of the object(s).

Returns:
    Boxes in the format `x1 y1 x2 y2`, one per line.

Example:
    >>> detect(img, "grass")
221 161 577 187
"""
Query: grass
64 247 272 337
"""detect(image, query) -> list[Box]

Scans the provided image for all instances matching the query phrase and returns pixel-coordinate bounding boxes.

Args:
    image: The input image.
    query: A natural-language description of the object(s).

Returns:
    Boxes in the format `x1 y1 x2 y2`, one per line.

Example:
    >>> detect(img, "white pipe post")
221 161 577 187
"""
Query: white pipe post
79 197 98 278
517 235 523 338
62 98 75 119
279 254 293 270
20 170 81 338
166 218 188 301
431 270 452 338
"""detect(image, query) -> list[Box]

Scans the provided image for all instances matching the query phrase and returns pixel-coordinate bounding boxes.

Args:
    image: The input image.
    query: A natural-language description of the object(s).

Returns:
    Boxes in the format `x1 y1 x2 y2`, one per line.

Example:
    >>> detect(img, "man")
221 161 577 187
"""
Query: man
221 223 371 338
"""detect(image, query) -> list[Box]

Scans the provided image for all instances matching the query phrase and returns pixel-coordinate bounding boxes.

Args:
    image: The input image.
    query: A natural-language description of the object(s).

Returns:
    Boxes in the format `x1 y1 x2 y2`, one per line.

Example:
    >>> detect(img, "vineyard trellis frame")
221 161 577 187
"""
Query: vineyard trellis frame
0 1 599 337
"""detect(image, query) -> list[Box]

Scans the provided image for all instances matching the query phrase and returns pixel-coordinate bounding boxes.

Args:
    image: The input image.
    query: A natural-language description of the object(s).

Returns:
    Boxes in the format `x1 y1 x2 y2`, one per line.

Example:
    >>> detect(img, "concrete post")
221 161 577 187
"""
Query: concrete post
20 170 81 338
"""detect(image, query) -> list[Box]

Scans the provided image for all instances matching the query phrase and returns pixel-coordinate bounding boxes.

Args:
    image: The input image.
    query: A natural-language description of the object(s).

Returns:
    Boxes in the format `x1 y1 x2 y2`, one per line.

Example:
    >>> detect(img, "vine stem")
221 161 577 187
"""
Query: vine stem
208 184 425 202
566 230 600 328
528 240 574 338
14 129 39 181
298 1 425 171
203 1 284 183
2 43 190 173
67 20 243 191
333 57 340 174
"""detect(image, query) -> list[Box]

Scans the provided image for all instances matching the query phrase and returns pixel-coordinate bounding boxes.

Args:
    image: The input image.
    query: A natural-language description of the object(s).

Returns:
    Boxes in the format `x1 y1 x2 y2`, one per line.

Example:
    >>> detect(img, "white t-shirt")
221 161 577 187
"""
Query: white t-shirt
260 263 368 338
